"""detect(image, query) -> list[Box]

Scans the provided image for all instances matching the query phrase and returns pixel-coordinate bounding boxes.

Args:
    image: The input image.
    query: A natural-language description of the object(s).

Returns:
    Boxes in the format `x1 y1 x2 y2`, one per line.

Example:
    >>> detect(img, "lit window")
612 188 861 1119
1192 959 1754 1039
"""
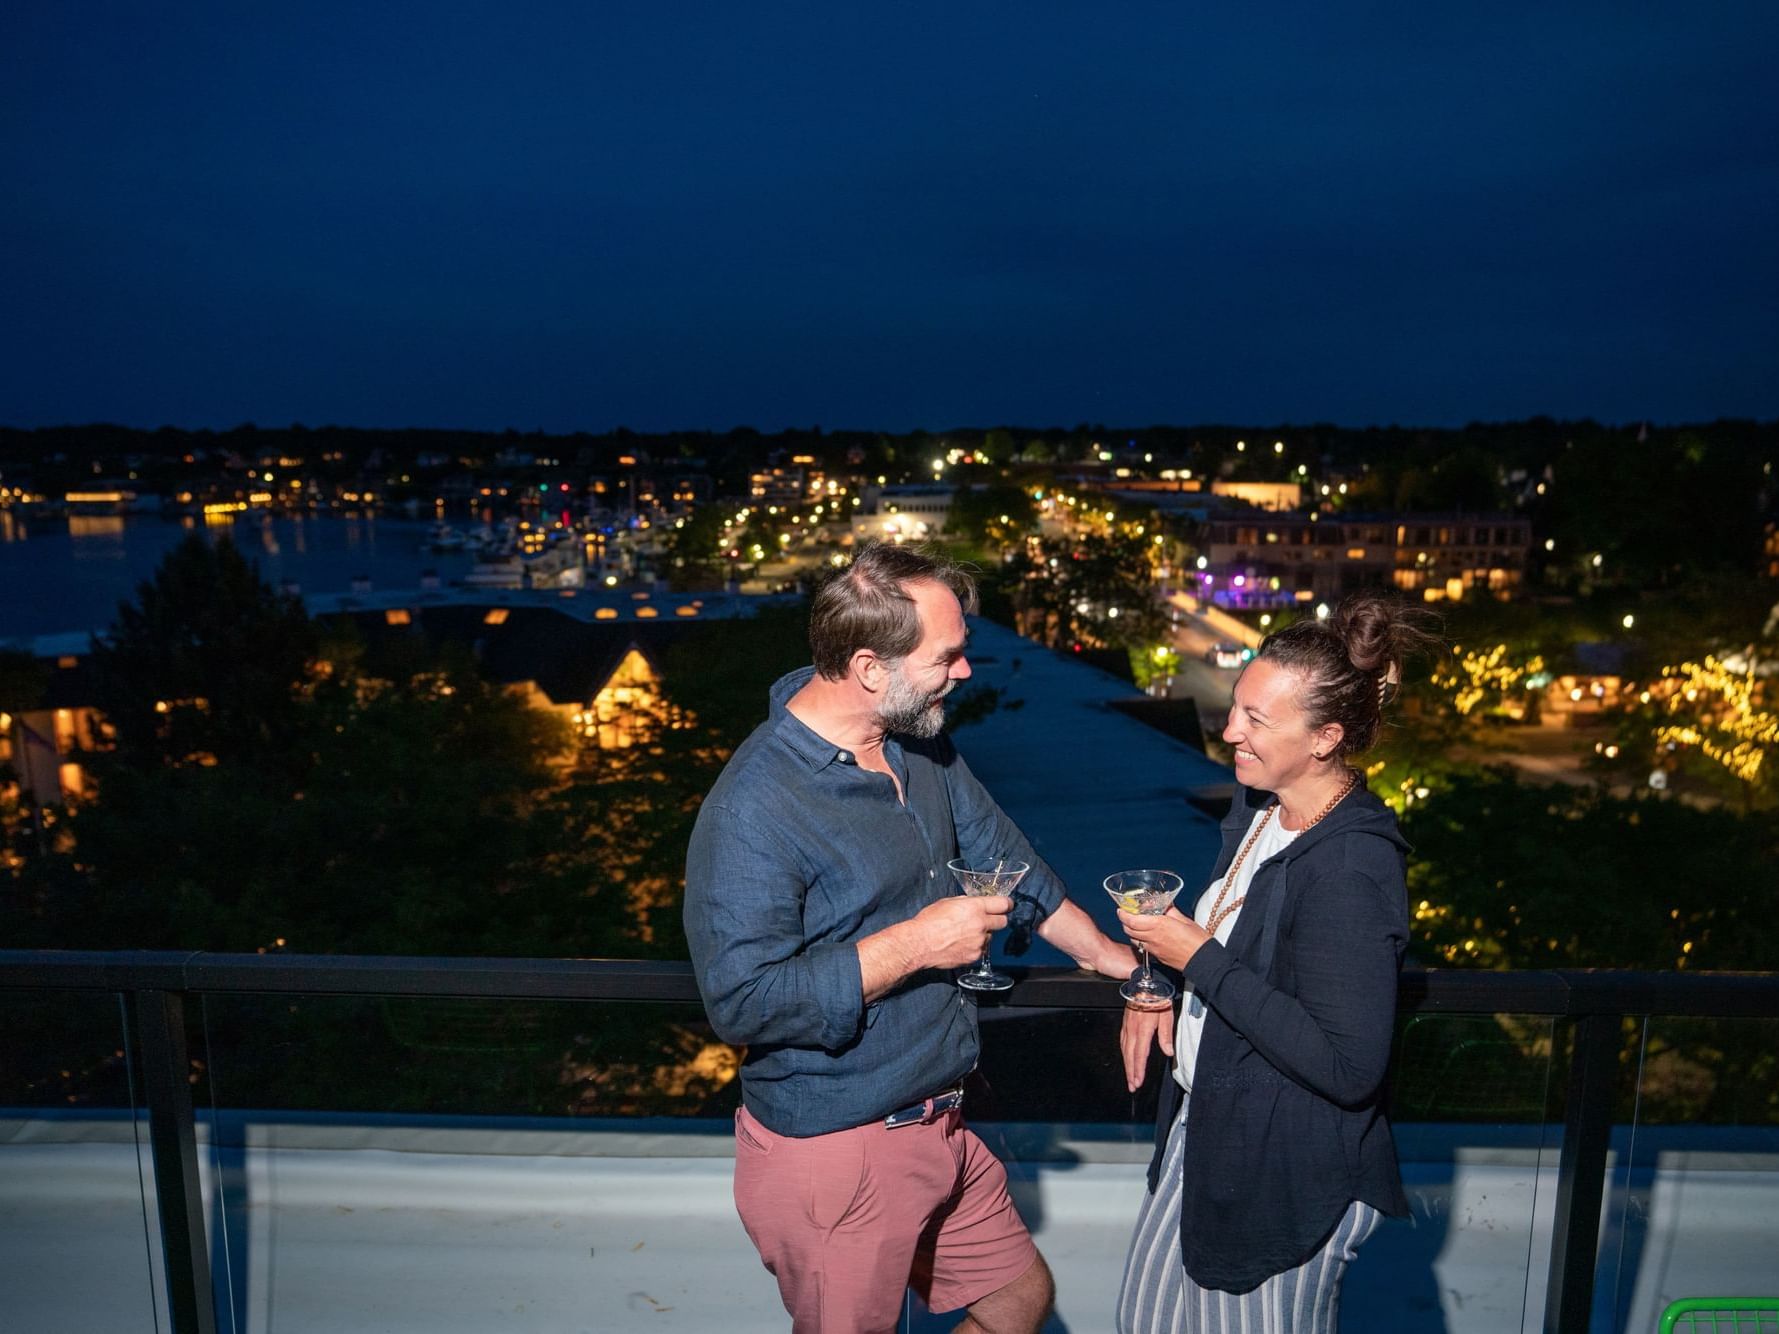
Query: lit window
385 609 412 626
636 606 659 618
482 608 510 625
595 608 618 620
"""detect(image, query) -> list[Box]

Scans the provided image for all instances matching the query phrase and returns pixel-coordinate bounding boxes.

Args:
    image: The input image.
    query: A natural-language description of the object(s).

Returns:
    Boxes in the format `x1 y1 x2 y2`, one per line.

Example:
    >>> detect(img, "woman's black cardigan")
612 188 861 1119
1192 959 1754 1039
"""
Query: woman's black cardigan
1149 781 1413 1293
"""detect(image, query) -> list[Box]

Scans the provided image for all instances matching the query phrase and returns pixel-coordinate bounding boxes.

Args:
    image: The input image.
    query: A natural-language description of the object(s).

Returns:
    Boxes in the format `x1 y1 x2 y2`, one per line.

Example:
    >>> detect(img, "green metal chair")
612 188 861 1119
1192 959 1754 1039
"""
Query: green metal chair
1659 1298 1779 1333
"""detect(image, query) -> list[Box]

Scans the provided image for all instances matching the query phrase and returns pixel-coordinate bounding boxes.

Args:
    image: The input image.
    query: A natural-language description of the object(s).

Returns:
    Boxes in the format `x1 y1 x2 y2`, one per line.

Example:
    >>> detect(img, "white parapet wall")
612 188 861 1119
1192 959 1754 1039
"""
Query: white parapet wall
2 1115 1776 1334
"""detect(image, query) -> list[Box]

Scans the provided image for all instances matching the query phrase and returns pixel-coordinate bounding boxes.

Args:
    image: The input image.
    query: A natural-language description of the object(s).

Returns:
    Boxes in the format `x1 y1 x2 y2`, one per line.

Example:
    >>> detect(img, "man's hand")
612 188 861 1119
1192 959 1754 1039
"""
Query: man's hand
909 893 1013 970
857 894 1011 1001
1121 1004 1175 1092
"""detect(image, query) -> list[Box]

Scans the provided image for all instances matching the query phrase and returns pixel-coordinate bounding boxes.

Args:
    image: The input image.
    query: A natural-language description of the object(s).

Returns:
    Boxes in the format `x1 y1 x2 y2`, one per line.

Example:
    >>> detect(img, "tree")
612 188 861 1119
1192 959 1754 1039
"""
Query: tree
87 534 316 773
1393 445 1503 512
1000 532 1167 651
666 502 740 588
1542 427 1767 587
945 484 1038 551
1400 768 1779 971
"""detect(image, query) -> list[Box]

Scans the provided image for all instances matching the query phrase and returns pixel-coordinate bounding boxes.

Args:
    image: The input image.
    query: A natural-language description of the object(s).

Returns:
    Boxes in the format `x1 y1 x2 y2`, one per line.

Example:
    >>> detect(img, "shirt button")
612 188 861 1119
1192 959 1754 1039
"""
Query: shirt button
929 869 936 879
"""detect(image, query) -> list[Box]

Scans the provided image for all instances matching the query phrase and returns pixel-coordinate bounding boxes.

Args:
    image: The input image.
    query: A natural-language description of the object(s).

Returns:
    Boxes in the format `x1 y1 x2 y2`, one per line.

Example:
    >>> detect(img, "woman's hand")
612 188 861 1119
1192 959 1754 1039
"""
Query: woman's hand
1118 906 1211 972
1121 1004 1175 1091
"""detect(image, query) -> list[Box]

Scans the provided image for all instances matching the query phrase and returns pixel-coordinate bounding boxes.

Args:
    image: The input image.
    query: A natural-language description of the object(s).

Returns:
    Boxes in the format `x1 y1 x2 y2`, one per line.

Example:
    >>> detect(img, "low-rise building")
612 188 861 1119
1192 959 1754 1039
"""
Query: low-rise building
1195 511 1532 608
849 484 954 543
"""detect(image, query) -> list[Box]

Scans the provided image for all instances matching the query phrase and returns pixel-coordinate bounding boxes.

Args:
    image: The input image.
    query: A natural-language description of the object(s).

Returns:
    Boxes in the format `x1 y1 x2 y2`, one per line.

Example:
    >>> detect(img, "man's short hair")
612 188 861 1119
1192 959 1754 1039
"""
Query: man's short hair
808 543 979 680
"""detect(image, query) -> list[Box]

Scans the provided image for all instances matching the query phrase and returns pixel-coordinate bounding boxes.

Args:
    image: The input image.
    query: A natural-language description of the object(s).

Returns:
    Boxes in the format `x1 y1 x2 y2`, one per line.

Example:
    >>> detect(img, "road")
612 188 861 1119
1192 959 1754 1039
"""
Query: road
1157 596 1244 734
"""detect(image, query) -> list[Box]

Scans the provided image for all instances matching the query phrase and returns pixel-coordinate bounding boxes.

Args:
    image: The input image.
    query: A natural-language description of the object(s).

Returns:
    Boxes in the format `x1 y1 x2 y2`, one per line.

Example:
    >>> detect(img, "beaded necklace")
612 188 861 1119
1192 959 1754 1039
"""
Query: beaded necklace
1203 768 1361 935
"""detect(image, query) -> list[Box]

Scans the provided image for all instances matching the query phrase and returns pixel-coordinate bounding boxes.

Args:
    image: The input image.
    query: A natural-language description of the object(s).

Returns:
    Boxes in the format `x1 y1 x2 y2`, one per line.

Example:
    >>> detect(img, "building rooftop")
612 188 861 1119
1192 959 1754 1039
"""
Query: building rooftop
946 617 1233 967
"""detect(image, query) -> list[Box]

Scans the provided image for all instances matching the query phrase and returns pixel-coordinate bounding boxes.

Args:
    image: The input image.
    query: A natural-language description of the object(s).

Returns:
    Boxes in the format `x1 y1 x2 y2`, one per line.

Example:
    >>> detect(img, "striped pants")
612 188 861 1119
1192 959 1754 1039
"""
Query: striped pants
1116 1105 1381 1334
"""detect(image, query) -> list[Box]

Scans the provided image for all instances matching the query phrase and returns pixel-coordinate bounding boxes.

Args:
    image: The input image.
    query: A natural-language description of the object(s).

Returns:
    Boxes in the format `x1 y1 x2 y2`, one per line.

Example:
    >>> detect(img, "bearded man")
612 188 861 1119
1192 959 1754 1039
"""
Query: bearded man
684 541 1132 1334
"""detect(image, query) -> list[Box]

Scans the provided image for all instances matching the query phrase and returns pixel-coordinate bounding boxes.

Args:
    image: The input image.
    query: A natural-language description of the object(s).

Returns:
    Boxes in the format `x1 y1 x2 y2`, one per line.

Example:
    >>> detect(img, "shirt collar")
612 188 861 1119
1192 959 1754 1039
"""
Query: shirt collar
768 667 852 771
766 666 910 774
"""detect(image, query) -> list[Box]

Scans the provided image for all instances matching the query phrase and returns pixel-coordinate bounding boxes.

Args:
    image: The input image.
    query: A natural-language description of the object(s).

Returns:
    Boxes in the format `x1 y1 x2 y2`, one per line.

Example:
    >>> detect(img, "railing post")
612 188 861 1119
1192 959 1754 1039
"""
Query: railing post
1543 1011 1620 1334
134 989 216 1334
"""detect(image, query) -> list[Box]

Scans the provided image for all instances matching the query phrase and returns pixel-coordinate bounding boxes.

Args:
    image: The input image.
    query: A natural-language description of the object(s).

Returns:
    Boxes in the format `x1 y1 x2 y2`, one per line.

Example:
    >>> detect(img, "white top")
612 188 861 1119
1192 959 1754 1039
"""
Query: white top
1175 805 1301 1094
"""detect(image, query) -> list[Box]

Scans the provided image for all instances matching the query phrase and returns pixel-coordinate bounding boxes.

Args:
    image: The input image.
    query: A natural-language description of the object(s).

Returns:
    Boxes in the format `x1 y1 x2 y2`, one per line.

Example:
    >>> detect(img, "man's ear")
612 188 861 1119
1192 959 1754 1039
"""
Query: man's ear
851 648 885 692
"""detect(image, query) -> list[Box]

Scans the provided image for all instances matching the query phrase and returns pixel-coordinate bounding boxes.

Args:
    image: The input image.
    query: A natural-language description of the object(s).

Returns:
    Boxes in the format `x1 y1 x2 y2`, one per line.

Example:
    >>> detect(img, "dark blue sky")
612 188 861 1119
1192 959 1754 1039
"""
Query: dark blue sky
4 2 1776 433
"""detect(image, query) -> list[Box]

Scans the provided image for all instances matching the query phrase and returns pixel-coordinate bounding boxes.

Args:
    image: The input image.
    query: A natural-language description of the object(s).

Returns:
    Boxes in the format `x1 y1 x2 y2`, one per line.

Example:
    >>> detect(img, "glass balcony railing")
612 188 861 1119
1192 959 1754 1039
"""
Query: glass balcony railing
1 953 1774 1334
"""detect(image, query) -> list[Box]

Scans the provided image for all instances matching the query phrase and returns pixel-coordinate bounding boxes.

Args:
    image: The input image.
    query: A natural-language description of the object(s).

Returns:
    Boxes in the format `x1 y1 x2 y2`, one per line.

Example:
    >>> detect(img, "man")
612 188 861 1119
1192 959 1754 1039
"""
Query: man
685 542 1134 1334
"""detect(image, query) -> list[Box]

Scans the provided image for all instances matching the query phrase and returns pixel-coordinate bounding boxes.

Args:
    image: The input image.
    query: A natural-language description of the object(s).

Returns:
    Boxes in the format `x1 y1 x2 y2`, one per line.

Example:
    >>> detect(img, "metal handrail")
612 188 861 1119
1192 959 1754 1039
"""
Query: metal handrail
4 950 1778 1334
5 950 1778 1014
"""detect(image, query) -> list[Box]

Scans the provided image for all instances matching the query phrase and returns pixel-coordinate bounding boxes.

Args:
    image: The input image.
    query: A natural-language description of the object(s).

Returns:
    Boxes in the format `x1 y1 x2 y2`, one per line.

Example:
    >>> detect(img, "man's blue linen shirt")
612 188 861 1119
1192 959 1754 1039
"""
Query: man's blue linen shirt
683 667 1068 1138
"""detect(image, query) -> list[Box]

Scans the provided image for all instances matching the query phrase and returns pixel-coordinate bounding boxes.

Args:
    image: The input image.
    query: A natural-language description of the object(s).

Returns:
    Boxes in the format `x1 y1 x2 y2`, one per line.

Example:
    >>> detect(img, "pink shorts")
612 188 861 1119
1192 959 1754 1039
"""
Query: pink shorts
732 1103 1039 1333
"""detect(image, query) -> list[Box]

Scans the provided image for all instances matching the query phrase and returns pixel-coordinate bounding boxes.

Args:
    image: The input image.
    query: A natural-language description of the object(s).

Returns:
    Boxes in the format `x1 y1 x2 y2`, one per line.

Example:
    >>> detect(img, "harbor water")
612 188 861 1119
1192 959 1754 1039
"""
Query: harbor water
0 511 481 640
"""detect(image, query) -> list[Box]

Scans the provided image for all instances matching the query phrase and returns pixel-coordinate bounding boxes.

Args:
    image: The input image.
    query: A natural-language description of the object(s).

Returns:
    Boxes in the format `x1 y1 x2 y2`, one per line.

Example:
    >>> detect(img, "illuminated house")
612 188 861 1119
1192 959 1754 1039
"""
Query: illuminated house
320 603 706 751
0 643 101 808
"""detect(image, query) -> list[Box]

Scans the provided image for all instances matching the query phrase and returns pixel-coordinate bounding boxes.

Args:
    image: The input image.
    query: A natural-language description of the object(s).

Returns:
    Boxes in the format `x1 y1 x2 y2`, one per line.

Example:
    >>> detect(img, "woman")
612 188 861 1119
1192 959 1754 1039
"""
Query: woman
1114 595 1436 1333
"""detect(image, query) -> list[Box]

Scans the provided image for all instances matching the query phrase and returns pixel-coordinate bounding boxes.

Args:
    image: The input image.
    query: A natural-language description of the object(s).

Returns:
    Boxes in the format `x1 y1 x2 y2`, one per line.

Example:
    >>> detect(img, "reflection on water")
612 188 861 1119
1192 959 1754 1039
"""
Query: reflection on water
67 516 126 540
0 511 27 544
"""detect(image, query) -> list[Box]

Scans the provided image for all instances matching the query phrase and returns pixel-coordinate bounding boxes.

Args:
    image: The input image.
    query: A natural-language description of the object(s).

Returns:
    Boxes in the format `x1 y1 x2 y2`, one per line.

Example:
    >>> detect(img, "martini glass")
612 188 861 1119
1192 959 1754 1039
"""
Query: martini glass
1104 869 1186 1009
947 857 1029 993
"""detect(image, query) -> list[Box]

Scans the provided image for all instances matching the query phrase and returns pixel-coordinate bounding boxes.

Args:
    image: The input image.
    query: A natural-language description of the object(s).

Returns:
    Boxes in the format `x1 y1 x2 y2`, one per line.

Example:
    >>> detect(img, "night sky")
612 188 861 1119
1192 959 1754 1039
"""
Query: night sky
4 3 1776 434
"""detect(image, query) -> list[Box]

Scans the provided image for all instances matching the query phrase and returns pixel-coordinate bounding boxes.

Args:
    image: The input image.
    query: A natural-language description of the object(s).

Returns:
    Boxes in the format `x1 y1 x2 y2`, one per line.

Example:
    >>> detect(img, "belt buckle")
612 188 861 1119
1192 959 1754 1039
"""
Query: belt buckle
884 1086 964 1129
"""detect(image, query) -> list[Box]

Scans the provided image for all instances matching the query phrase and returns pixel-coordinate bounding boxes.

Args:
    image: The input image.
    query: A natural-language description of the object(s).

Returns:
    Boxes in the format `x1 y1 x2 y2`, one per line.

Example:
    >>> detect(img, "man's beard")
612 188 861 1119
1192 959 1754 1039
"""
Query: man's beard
877 668 953 739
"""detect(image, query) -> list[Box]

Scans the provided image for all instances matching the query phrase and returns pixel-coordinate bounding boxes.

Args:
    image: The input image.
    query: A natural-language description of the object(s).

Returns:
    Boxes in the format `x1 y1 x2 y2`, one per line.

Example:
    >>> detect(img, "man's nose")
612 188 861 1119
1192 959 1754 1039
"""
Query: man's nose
952 656 972 681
